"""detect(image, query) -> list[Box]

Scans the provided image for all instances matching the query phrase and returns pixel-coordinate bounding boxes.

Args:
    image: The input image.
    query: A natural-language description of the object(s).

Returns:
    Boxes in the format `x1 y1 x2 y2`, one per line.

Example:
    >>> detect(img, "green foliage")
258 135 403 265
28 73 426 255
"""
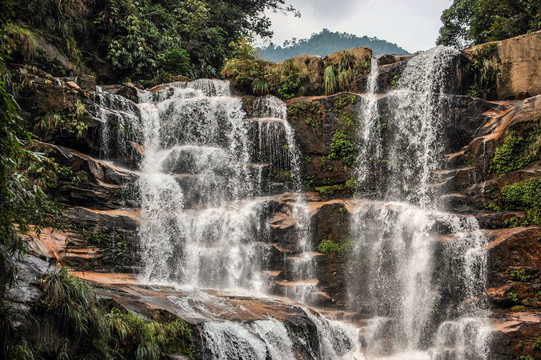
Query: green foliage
506 269 535 282
329 130 356 166
6 0 298 83
4 268 194 359
468 43 500 99
518 356 534 360
315 179 356 198
85 231 129 262
323 65 336 95
329 94 357 166
507 291 519 303
36 100 88 140
491 129 540 176
467 84 481 97
533 337 541 350
504 216 520 228
437 0 476 48
317 239 353 256
324 51 369 95
390 74 399 88
317 239 352 256
288 100 322 128
438 0 541 47
501 178 541 225
222 39 308 99
0 58 61 312
484 203 502 212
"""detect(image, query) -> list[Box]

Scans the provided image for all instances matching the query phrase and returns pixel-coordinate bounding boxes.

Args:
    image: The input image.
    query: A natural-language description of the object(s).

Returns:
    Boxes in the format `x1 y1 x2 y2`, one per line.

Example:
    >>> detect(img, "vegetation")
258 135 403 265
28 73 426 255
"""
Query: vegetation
506 269 535 282
468 43 500 99
288 101 322 129
491 128 541 176
4 0 298 85
438 0 541 47
323 50 370 95
222 39 309 99
315 178 356 198
258 28 409 62
317 239 352 256
501 177 541 226
0 40 60 326
329 94 358 166
3 267 194 359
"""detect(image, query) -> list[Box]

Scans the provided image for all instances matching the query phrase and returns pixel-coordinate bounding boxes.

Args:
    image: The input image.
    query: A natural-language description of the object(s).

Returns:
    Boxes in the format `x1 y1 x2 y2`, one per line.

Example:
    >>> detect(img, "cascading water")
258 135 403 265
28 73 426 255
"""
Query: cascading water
349 47 490 359
134 80 361 359
356 57 382 187
92 86 142 163
90 46 493 359
137 80 268 288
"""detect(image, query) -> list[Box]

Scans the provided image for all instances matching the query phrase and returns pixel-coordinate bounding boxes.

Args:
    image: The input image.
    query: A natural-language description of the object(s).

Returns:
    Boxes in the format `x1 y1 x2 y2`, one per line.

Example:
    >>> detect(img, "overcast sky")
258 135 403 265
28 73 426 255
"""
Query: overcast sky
264 0 453 53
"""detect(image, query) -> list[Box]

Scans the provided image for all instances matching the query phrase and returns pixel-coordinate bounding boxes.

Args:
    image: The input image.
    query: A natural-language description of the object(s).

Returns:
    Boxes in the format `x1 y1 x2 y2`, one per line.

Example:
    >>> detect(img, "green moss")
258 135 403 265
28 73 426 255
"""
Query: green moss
317 239 352 256
533 337 541 350
491 129 540 176
518 356 534 360
501 178 541 226
507 291 519 303
288 101 322 129
328 94 357 167
506 269 535 282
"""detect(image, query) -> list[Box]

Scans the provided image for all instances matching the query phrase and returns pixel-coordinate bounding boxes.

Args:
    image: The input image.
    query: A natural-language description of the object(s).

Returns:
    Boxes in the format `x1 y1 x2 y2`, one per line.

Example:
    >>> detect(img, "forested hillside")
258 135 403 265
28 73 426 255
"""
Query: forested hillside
3 0 296 85
258 29 409 62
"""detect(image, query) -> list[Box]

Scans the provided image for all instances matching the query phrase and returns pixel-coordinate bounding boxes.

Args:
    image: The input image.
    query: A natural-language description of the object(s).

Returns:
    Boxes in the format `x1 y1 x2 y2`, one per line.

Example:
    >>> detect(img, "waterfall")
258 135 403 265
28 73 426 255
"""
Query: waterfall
356 57 381 187
350 48 490 359
92 87 142 162
137 81 271 289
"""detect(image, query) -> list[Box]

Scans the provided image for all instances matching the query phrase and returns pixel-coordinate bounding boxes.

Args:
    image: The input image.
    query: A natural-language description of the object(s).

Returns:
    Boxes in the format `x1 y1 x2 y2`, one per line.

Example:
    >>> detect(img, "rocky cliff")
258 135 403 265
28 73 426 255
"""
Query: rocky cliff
4 31 541 359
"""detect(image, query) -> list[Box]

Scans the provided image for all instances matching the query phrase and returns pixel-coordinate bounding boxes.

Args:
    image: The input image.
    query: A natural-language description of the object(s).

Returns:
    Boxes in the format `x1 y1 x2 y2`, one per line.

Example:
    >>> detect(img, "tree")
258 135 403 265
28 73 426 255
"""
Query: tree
436 0 475 48
438 0 541 47
0 1 60 300
471 0 541 44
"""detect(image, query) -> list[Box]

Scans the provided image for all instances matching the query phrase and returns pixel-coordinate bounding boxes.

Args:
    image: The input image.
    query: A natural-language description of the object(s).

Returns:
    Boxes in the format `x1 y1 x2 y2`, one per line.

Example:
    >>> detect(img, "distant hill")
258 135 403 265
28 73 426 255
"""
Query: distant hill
258 29 410 62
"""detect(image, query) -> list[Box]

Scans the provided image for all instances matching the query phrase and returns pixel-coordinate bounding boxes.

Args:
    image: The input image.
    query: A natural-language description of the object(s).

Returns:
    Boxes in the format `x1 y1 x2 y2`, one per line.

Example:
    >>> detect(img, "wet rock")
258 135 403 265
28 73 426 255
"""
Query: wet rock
485 227 541 288
5 254 53 330
489 312 541 360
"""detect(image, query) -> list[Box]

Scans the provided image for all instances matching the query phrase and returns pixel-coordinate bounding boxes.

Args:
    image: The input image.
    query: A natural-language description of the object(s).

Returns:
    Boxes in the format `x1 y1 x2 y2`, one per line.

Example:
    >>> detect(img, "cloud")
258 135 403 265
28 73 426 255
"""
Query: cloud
265 0 452 52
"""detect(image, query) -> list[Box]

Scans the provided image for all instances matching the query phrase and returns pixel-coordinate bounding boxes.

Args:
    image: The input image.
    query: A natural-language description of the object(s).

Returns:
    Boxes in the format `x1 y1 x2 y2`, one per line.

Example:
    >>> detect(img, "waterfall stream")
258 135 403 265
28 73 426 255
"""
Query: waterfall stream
89 46 491 359
350 47 490 359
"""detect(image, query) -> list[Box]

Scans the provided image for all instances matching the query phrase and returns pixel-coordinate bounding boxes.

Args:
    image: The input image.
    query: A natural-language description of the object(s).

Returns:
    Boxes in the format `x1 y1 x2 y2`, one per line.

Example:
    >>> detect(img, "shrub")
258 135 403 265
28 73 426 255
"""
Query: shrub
501 178 541 226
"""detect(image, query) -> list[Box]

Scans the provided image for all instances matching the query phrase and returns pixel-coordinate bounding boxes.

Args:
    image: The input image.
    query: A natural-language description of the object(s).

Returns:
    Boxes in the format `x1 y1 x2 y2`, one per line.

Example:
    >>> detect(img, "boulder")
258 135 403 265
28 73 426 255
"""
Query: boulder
324 47 372 67
465 30 541 100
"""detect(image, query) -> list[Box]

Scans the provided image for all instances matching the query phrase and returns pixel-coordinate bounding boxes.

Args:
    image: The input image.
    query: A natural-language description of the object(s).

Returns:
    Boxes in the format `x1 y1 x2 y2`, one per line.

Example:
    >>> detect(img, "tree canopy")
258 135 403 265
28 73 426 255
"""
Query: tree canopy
6 0 297 84
437 0 541 47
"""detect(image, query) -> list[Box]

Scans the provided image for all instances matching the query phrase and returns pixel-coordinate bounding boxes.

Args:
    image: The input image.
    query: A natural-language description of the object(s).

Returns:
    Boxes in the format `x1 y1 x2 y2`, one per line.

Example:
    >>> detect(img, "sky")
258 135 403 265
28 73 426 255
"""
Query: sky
264 0 453 53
